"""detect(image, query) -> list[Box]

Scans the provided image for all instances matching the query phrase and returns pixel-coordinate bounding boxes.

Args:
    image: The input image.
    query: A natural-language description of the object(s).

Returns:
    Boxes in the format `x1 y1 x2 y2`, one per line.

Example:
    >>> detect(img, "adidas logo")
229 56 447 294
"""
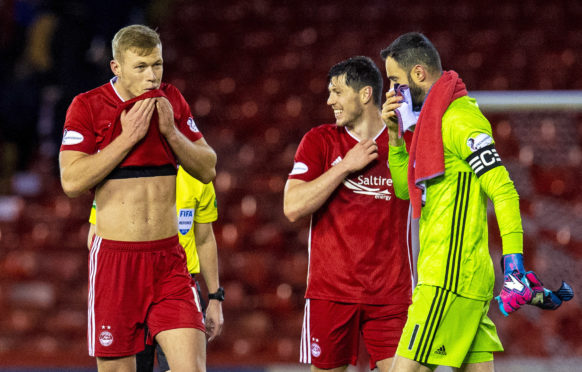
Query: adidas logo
434 345 447 356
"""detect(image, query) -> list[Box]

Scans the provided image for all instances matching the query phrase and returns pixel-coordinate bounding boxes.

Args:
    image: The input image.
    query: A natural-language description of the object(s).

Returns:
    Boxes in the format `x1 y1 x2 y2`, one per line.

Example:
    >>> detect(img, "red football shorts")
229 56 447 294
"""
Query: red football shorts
88 235 204 357
300 299 409 369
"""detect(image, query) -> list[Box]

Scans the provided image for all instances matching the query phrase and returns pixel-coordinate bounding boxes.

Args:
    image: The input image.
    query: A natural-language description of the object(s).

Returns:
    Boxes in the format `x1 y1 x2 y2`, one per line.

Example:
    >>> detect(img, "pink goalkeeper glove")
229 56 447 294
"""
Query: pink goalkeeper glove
495 254 533 316
526 271 574 310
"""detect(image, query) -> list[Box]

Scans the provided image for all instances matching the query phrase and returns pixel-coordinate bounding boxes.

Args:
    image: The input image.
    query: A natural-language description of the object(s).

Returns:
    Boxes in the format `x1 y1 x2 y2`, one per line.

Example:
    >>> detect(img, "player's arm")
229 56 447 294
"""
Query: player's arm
464 140 522 254
156 98 217 184
465 141 532 315
383 88 409 199
59 99 156 197
195 222 223 341
483 167 575 311
283 139 378 222
388 144 410 200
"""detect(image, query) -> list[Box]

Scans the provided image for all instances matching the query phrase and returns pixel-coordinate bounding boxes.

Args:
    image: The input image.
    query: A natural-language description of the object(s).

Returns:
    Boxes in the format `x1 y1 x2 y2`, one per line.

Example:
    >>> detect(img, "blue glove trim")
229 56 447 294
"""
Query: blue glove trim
502 253 525 276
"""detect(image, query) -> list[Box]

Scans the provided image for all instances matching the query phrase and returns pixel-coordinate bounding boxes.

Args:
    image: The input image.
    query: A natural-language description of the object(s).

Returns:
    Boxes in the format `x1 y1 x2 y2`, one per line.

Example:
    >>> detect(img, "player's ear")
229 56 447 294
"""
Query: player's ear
410 64 426 84
360 86 373 105
110 59 120 77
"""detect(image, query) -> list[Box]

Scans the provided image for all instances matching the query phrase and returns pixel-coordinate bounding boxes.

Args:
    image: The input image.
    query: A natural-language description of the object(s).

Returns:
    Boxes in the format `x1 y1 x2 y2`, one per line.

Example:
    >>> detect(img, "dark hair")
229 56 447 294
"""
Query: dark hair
327 56 383 108
380 32 442 75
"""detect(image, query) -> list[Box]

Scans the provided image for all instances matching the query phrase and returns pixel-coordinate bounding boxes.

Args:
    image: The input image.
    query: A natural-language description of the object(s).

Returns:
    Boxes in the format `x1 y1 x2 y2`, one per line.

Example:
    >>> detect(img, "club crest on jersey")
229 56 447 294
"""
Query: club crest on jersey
187 117 199 133
289 162 308 175
62 129 84 145
178 208 194 235
467 133 493 152
311 342 321 358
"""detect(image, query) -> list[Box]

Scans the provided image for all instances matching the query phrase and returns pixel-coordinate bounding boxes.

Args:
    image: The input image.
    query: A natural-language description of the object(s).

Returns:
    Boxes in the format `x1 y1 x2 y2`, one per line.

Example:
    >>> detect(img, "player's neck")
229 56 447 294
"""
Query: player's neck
347 109 384 140
112 79 135 101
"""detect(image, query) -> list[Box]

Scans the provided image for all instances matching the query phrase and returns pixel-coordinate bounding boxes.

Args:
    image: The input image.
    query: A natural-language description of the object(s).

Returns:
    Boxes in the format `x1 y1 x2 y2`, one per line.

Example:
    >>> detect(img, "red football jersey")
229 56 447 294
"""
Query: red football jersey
289 124 413 305
60 78 203 167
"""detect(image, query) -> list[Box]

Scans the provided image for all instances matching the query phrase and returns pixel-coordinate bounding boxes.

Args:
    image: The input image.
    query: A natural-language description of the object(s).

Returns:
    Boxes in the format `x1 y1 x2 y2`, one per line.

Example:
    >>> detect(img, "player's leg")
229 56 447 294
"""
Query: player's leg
311 366 348 372
147 237 206 372
456 304 502 372
96 356 137 372
156 327 206 372
392 285 490 371
152 277 204 372
376 358 394 372
136 329 156 372
155 342 171 372
89 238 152 369
300 299 360 370
360 303 409 372
453 361 494 372
389 355 433 372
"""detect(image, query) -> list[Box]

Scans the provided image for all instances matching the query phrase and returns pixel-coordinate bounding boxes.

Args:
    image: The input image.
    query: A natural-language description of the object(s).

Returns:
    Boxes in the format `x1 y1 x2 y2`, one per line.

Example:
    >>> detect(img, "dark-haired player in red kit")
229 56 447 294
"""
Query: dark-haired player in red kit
59 25 216 372
284 56 413 372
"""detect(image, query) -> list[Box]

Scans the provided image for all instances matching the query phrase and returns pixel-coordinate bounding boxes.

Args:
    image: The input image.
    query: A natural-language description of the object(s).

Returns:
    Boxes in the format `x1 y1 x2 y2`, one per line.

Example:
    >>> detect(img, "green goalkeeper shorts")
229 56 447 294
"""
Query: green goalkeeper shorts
396 285 503 369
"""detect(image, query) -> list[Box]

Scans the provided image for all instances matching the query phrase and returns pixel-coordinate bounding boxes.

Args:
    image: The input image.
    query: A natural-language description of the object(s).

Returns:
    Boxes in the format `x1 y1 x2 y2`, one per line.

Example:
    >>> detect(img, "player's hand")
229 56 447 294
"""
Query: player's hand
526 271 574 310
381 89 402 130
156 97 176 138
120 98 155 145
342 139 378 173
495 253 533 316
382 90 405 147
205 300 224 342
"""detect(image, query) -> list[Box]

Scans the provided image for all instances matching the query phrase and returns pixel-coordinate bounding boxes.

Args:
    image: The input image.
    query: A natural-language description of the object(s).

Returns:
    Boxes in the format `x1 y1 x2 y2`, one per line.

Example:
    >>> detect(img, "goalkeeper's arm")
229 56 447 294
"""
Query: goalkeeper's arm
466 152 532 315
388 143 410 200
478 164 523 254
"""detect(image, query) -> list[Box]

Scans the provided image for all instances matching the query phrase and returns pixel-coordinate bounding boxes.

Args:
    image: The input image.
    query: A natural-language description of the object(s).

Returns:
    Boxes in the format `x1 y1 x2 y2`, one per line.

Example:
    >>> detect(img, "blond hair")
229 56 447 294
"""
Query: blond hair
111 25 161 62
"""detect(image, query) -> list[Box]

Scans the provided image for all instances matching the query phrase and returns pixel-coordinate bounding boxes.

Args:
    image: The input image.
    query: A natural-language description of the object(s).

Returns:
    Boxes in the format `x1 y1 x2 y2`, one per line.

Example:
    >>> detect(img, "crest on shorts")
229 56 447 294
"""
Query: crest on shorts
178 208 195 235
311 342 321 358
99 326 114 347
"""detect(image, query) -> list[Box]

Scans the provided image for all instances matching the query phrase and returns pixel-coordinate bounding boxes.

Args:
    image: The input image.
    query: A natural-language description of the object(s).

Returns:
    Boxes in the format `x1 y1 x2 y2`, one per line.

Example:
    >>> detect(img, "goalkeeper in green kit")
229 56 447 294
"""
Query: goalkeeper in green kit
380 32 573 372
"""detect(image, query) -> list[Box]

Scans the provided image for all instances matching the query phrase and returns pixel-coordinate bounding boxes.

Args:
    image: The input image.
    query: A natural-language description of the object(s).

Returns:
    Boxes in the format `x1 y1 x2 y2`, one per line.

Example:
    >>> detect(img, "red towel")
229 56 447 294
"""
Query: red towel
408 71 468 218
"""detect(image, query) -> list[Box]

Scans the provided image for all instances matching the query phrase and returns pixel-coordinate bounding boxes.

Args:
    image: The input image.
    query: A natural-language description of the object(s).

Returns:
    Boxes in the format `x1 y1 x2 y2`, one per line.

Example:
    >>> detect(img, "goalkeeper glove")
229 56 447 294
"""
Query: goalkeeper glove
495 253 533 316
526 271 574 310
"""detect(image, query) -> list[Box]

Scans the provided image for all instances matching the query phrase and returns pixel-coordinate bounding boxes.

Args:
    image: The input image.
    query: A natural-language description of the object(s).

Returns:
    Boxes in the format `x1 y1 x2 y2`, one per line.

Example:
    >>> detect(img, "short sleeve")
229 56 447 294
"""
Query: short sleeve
60 95 98 154
287 129 326 182
194 182 218 224
167 85 204 143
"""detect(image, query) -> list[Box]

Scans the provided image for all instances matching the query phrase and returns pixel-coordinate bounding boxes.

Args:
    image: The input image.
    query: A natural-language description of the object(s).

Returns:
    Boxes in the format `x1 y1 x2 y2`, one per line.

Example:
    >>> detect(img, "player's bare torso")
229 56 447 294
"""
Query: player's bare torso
95 175 178 241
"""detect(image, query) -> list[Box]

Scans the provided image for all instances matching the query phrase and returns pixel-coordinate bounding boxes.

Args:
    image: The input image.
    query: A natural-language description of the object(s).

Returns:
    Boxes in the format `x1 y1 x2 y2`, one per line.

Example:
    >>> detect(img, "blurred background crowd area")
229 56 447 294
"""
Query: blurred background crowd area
0 0 581 367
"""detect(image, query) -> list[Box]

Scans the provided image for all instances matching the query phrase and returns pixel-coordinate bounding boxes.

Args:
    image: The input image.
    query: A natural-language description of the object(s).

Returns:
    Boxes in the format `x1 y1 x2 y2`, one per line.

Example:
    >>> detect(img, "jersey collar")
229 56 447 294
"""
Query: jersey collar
345 124 386 143
110 76 126 102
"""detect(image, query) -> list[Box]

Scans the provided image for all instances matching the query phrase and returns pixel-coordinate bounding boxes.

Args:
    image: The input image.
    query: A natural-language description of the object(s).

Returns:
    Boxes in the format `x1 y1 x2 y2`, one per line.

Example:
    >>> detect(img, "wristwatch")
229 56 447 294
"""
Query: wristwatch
208 287 225 302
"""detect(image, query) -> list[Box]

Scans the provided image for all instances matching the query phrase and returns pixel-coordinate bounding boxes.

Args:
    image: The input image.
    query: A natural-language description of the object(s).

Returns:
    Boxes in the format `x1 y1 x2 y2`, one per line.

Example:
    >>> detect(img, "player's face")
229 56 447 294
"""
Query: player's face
385 57 425 109
327 74 364 128
111 46 163 100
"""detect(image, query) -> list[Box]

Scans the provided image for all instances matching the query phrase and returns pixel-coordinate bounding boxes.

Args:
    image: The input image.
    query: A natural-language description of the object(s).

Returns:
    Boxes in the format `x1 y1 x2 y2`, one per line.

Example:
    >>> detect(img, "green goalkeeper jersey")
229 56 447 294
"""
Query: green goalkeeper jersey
389 96 523 301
